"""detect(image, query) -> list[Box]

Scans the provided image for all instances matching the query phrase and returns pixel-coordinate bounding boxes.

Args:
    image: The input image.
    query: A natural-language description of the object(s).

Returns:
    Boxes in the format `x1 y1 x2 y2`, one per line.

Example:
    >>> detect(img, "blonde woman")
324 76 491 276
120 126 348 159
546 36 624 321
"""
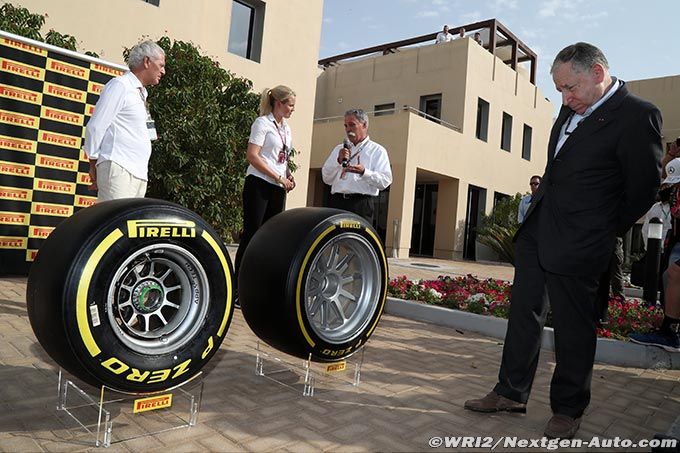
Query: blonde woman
235 85 296 294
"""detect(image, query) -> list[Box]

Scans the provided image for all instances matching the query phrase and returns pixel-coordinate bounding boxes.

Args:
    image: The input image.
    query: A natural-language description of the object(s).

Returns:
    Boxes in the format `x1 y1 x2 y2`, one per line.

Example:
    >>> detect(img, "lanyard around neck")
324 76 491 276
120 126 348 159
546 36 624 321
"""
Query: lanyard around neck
273 120 286 149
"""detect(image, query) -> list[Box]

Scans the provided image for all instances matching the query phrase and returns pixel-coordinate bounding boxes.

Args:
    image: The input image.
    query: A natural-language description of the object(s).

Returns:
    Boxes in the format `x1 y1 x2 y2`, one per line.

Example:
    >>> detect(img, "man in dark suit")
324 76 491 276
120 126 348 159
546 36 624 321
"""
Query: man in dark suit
464 43 663 439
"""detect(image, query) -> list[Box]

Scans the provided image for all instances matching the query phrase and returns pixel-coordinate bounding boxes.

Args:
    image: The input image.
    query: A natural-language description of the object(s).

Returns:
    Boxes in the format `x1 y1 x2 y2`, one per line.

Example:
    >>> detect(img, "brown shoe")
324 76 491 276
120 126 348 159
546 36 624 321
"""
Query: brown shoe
464 391 527 413
544 414 581 439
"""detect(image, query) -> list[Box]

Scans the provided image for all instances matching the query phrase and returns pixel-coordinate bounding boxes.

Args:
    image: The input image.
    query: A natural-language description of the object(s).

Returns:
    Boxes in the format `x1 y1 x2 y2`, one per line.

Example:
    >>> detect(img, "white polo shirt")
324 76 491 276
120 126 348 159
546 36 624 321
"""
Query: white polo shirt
83 71 152 180
246 113 292 185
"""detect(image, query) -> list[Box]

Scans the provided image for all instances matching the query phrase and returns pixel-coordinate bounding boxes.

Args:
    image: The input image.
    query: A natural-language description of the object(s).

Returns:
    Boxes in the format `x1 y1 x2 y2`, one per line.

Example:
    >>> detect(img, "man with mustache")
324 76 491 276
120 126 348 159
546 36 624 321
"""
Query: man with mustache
321 108 392 226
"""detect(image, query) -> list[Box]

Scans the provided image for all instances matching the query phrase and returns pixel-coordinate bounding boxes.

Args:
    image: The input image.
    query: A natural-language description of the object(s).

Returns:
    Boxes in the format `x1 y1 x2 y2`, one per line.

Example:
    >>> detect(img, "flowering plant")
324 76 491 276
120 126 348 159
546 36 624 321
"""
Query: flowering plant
388 275 662 340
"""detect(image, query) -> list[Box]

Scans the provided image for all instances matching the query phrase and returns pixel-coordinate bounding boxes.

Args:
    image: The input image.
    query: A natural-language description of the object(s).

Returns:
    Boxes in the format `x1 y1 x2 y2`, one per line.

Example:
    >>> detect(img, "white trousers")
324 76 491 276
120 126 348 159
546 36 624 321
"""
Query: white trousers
96 160 147 202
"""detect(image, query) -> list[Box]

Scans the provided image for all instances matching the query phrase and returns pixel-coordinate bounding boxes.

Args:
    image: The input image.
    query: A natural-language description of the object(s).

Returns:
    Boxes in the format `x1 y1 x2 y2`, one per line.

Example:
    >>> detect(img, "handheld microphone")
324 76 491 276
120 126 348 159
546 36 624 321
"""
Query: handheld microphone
342 138 352 167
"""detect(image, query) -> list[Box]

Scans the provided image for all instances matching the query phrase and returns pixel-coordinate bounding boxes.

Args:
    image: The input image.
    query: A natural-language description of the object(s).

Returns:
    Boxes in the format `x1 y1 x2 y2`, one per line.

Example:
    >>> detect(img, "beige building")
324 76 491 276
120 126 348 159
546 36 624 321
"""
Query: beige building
11 0 323 208
309 21 553 260
628 75 680 147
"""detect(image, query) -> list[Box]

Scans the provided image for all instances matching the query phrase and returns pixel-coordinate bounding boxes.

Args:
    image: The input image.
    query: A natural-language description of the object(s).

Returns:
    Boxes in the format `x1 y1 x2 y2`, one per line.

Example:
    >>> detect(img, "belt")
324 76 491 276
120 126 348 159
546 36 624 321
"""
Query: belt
333 192 371 199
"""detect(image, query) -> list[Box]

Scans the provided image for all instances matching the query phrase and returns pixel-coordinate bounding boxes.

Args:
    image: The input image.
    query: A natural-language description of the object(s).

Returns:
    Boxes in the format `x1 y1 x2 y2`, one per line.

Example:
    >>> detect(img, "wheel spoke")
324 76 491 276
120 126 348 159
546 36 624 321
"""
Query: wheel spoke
308 295 323 316
335 252 354 273
339 288 356 302
164 284 182 293
159 268 172 282
155 312 169 326
161 299 180 310
330 297 347 322
325 244 339 270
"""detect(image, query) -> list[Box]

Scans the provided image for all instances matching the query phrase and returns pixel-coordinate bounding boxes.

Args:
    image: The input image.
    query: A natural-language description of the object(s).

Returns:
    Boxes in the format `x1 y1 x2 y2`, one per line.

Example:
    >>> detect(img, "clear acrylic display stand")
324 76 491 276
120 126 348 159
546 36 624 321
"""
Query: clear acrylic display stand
254 340 366 397
55 368 204 447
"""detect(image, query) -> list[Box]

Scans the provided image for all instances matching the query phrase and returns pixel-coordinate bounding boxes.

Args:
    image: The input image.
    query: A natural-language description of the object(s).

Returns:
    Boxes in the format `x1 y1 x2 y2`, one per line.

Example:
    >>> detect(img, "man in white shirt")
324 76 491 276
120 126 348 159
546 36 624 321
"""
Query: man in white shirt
84 40 166 201
321 109 392 226
435 25 454 44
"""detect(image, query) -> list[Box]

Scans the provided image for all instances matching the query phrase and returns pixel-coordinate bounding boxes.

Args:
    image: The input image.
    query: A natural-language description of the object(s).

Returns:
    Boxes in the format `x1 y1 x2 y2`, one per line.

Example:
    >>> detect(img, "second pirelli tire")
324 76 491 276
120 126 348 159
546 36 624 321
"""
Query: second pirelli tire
26 198 234 393
239 207 388 361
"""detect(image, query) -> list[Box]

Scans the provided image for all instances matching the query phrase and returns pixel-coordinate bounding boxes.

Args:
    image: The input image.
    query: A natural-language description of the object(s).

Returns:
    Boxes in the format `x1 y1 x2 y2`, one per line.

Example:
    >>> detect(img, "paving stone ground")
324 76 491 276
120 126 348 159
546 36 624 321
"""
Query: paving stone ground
1 255 679 452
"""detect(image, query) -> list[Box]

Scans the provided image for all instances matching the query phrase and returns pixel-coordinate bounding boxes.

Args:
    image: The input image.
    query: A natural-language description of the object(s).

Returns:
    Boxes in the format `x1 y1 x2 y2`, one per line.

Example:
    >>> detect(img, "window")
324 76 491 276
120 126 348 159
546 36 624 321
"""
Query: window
228 0 265 62
374 103 395 116
419 94 442 123
501 112 512 152
141 0 160 5
494 192 510 208
476 98 489 142
522 124 532 161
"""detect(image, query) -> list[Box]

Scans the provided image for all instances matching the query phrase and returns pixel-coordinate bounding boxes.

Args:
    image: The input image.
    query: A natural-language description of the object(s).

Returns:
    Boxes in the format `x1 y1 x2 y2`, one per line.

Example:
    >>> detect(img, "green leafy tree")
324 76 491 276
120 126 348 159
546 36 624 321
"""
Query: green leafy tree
476 193 523 265
0 3 44 40
145 37 260 240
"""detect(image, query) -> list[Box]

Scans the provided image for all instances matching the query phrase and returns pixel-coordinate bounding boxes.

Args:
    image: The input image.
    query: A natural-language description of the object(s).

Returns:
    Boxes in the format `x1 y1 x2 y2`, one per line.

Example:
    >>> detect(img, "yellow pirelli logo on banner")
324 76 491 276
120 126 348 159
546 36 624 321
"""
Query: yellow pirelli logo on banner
31 202 73 217
0 58 45 81
0 160 34 178
91 63 124 77
44 82 86 103
41 106 84 126
26 249 38 261
0 186 32 202
77 172 92 185
33 178 76 195
1 37 47 56
0 211 29 226
0 134 36 153
28 225 55 239
133 394 173 414
85 104 95 117
0 236 27 249
87 81 103 95
36 154 78 172
75 195 96 208
46 58 89 80
38 130 81 149
0 109 39 129
0 84 42 105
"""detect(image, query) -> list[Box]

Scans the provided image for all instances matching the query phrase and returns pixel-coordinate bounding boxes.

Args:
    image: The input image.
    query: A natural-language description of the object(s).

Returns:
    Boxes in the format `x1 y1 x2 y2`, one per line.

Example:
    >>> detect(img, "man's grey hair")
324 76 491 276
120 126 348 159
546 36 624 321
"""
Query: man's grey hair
345 108 369 127
550 42 609 74
127 40 165 70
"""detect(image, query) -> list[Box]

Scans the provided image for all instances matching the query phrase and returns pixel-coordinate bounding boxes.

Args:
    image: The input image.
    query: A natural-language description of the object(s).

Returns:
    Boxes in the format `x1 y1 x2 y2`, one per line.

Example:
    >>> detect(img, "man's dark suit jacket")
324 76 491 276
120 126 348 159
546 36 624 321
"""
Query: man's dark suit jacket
520 82 663 277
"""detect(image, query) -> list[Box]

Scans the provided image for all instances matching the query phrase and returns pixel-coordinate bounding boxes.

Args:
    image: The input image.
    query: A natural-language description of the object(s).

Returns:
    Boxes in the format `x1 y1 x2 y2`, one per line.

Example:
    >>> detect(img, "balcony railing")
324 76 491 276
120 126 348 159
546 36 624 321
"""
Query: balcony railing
318 18 537 84
313 106 462 133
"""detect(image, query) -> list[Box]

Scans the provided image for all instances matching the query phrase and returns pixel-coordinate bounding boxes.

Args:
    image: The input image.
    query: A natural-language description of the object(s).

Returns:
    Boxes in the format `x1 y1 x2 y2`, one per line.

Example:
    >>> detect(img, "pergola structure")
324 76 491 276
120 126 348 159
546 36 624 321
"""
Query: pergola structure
318 18 538 85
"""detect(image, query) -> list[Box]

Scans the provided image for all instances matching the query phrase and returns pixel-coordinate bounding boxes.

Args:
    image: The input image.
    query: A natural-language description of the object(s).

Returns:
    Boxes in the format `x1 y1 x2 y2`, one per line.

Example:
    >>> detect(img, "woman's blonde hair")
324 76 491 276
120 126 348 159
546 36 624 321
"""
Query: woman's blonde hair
259 85 295 116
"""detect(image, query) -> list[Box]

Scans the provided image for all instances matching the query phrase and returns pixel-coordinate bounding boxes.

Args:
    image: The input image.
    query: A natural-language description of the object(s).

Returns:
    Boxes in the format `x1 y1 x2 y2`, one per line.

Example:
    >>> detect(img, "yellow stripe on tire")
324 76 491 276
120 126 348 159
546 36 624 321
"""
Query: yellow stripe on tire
76 228 123 357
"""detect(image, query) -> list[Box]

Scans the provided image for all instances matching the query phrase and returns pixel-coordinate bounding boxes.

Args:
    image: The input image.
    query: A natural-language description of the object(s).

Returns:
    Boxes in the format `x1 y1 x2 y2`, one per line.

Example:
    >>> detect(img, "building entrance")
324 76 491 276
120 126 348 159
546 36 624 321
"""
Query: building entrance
410 183 438 256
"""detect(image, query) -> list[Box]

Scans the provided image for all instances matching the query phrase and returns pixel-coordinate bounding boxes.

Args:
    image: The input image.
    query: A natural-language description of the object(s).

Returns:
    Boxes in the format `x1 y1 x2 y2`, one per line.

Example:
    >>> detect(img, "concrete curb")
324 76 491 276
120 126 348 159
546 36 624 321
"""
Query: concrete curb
385 297 680 370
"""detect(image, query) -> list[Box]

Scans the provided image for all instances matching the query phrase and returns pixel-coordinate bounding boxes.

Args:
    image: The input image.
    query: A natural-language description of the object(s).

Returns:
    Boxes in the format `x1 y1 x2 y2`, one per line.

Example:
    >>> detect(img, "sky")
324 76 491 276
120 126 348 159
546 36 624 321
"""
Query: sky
320 0 680 115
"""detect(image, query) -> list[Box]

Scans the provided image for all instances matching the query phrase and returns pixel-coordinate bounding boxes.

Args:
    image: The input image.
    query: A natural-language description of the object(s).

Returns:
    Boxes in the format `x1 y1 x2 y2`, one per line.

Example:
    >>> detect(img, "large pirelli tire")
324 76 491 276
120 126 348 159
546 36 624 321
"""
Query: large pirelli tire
239 207 387 361
26 198 234 393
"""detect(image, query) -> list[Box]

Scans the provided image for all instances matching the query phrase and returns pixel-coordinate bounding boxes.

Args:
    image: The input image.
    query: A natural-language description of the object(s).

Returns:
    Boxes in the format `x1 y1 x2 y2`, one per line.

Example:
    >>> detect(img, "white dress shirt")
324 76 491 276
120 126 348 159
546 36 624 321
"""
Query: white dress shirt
321 136 392 196
555 78 621 156
83 71 151 180
436 32 454 43
246 113 292 185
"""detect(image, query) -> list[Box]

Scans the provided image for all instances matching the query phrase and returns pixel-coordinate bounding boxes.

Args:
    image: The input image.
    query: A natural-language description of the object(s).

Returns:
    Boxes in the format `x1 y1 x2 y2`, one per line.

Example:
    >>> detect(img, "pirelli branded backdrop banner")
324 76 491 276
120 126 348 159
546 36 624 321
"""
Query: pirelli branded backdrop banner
0 31 126 274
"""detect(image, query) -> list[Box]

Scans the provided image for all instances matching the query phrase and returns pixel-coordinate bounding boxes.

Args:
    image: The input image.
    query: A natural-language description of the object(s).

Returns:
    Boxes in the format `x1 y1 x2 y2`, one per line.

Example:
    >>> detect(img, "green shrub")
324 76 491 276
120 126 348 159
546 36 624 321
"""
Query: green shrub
144 37 260 240
476 193 523 265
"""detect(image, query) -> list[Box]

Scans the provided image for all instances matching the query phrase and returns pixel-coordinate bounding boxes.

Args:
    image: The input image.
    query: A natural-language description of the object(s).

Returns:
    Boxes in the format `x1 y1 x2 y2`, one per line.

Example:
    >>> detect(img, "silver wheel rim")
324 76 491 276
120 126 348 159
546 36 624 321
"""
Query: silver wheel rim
304 232 381 344
107 244 209 355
